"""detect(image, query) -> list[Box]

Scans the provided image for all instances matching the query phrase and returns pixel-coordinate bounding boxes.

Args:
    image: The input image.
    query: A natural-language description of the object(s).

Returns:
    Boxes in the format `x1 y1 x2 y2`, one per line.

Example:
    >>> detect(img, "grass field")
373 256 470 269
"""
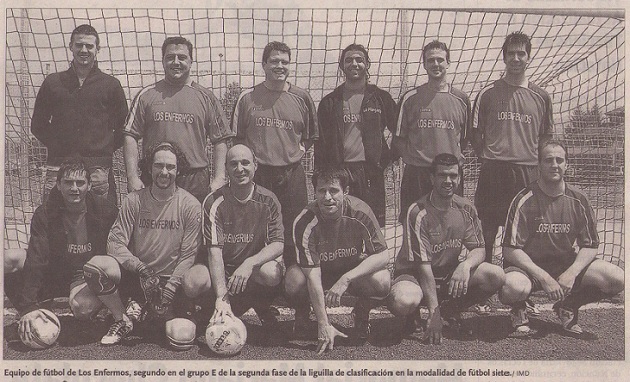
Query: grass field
3 296 624 361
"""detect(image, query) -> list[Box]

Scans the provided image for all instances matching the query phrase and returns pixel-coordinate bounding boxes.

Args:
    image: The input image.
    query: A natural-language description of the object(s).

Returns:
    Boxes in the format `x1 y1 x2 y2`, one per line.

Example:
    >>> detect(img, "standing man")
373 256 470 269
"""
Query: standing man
31 24 128 204
393 40 471 224
285 167 391 353
4 158 118 341
387 154 505 344
83 142 201 346
471 32 554 313
124 36 233 202
182 144 285 339
499 141 623 336
232 41 318 269
315 43 397 226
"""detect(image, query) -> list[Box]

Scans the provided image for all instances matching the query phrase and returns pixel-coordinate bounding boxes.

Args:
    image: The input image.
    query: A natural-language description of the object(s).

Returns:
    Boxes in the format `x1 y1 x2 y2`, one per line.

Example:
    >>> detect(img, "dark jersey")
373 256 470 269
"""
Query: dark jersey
203 184 284 268
402 193 485 278
503 181 599 267
293 195 387 275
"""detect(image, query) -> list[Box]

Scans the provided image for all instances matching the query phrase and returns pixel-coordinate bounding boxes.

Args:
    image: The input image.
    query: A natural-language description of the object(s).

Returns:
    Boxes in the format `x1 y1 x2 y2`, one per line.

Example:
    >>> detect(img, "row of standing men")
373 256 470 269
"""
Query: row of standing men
8 25 623 352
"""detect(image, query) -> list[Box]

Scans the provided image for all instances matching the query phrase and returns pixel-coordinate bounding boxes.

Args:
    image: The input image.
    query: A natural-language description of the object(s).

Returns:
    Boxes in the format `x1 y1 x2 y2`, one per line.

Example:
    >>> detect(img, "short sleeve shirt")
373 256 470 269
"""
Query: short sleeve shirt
293 196 386 275
503 181 599 268
124 80 233 168
203 184 284 268
395 84 470 167
232 83 318 166
471 79 554 165
405 193 485 278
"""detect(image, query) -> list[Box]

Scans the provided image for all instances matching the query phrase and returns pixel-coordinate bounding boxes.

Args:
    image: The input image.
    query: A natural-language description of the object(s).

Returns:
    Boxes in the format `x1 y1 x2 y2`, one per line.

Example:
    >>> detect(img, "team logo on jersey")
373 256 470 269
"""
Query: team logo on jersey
224 233 254 244
416 118 455 130
255 117 294 131
319 247 358 262
67 242 92 254
535 223 571 234
430 238 462 254
153 111 195 124
363 106 382 114
496 111 532 124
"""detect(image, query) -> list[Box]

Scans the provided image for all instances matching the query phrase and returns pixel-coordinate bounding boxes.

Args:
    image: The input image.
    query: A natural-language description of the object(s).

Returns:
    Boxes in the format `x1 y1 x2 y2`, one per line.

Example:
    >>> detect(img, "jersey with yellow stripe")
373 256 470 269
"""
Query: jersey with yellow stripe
403 193 484 278
124 80 233 168
503 181 599 266
231 82 318 166
293 195 386 275
395 83 470 167
471 78 554 165
202 184 284 268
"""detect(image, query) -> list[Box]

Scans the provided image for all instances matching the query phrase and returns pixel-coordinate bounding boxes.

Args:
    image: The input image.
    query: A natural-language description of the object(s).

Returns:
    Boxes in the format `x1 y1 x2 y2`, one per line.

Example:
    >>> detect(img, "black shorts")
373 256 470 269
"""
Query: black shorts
474 160 538 227
176 166 211 203
255 162 308 267
504 259 595 293
392 267 454 302
344 161 386 226
399 163 464 224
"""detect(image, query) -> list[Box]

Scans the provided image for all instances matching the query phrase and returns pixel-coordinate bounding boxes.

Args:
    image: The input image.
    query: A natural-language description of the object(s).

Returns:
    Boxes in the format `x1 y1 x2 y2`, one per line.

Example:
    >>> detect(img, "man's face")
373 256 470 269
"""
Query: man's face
151 150 178 190
70 34 98 69
342 50 369 81
57 170 91 206
263 50 290 83
226 145 257 187
315 178 346 220
539 145 567 184
503 43 530 76
163 44 192 85
430 164 460 199
423 48 449 81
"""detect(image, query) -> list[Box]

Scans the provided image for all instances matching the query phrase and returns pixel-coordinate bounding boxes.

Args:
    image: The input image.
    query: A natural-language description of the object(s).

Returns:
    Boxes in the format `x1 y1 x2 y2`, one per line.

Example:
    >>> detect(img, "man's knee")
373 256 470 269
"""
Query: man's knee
83 256 121 296
586 260 625 294
69 286 102 320
475 263 506 292
387 280 422 317
182 265 211 298
4 248 26 274
284 264 306 297
254 260 283 287
354 269 391 299
499 271 531 304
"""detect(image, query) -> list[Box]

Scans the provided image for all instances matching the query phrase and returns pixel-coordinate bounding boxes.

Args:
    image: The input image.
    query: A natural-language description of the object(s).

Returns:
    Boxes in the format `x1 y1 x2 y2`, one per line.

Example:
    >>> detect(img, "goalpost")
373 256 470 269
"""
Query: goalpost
5 8 624 268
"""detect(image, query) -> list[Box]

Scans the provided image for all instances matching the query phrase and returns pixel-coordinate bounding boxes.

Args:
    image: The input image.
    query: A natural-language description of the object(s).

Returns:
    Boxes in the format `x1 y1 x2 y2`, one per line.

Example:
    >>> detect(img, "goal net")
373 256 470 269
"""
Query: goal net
5 8 624 268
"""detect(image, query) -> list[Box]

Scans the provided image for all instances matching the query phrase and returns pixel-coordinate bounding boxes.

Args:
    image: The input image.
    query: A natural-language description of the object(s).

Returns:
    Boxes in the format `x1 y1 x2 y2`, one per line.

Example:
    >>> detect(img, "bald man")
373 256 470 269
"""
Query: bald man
183 144 285 338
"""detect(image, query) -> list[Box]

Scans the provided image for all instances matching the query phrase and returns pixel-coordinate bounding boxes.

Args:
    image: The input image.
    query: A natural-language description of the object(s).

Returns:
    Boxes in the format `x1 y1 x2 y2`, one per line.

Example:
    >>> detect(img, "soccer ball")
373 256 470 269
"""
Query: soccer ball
165 318 196 350
205 315 247 356
19 309 60 349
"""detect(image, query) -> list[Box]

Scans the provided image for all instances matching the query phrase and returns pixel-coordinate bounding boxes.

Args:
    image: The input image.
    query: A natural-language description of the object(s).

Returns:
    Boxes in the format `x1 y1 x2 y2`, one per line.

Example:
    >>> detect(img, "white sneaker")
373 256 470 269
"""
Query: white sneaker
553 303 583 334
101 315 133 345
525 299 541 317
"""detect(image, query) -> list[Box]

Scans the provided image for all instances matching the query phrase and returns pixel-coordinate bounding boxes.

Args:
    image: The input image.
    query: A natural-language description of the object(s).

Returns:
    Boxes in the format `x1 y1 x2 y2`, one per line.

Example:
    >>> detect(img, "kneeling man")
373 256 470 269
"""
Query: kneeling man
5 158 118 342
83 142 201 346
388 153 505 344
500 140 623 335
285 167 391 354
182 144 284 337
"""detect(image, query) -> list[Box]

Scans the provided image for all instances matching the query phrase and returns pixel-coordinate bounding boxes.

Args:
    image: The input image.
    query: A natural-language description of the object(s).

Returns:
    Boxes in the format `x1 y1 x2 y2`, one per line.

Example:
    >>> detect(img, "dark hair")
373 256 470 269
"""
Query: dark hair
502 31 532 59
538 139 568 162
430 153 460 174
70 24 99 48
162 36 194 60
56 157 90 183
339 43 371 70
139 142 190 185
312 167 350 191
422 40 450 63
262 41 291 64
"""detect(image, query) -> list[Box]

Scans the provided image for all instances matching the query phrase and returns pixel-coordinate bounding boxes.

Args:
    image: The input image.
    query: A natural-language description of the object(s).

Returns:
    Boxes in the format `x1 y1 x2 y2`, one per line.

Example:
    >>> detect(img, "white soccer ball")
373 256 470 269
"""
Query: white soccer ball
205 315 247 356
165 318 196 350
19 309 60 349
